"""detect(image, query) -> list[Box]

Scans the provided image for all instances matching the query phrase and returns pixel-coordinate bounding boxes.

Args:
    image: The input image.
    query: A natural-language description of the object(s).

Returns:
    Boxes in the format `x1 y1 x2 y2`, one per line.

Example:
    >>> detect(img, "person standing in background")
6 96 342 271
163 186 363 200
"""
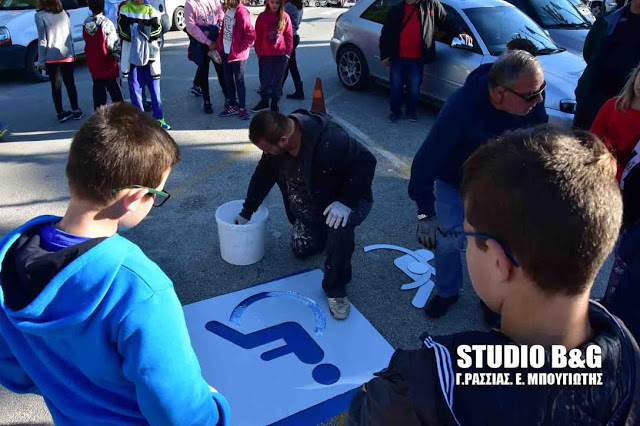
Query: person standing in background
283 0 304 100
35 0 83 123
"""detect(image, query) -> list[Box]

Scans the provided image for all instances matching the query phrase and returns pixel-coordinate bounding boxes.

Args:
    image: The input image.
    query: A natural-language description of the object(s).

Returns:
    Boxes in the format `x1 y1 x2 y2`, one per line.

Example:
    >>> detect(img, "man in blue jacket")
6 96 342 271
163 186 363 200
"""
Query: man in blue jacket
408 50 548 318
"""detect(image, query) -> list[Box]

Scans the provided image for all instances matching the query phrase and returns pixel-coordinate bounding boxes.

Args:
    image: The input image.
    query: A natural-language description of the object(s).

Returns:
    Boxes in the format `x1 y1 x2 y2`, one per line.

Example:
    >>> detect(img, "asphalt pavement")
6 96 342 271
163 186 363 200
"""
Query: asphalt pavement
0 5 612 424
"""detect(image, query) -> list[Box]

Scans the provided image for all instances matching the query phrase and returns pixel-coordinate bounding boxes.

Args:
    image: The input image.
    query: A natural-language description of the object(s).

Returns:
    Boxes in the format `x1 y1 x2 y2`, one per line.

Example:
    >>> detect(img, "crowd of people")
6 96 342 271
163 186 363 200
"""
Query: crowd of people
0 0 639 424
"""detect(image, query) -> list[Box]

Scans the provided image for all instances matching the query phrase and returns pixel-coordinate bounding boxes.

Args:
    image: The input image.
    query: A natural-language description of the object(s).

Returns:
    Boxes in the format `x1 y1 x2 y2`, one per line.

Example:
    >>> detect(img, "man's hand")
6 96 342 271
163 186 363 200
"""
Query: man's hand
234 215 249 225
458 33 473 45
417 216 441 249
323 201 352 229
381 57 391 67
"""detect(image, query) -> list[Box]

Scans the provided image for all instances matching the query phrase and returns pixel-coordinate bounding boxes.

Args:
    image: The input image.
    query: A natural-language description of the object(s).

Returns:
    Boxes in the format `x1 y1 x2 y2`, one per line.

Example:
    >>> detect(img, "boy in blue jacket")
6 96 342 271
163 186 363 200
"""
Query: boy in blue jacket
0 103 230 425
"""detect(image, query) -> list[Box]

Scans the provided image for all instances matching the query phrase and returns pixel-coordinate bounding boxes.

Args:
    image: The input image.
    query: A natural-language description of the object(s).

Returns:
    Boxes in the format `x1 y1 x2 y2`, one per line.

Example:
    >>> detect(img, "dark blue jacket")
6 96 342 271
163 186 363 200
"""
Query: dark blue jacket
408 70 548 216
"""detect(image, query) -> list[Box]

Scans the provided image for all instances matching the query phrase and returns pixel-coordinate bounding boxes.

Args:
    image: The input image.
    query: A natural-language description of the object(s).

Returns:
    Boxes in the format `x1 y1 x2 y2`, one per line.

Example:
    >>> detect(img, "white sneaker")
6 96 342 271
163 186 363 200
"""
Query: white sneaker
328 297 350 320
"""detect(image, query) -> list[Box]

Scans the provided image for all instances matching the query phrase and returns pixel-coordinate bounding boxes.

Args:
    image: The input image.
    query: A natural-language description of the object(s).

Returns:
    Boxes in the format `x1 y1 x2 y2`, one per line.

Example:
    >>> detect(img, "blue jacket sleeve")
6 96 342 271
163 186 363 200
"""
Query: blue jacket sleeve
408 102 465 216
118 286 230 426
0 332 39 394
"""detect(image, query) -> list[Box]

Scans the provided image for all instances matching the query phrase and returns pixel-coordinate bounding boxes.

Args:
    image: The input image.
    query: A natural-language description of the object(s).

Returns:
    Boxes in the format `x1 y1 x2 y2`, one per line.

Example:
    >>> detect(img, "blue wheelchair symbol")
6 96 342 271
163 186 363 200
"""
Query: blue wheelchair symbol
205 291 341 386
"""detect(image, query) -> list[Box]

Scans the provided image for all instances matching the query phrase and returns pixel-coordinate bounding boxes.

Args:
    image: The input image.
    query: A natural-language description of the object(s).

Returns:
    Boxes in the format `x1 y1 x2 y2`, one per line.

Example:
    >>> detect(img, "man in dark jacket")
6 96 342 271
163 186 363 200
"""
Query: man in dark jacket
349 127 640 426
236 110 377 320
408 50 547 318
573 0 640 130
379 0 472 123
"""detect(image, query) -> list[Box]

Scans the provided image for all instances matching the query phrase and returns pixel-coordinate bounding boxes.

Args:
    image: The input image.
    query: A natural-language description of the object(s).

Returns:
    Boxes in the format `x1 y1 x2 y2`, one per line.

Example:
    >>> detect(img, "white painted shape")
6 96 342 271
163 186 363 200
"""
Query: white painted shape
183 269 394 426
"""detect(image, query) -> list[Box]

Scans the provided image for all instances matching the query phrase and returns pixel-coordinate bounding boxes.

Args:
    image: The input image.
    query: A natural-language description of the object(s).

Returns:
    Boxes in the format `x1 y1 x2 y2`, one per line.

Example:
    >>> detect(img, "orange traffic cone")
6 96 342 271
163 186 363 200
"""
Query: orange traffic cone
310 78 326 114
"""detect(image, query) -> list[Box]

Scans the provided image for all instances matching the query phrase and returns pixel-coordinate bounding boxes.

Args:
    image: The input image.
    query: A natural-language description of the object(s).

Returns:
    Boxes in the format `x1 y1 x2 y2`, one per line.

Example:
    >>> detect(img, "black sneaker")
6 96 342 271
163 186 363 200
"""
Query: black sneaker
480 300 501 329
72 109 83 120
203 101 213 115
424 294 459 318
57 111 72 123
251 100 270 113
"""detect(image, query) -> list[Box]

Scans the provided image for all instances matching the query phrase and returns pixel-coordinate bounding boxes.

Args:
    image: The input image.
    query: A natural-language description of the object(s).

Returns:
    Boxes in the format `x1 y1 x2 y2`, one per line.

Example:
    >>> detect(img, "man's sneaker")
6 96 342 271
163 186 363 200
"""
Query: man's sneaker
57 111 73 123
251 100 270 113
328 297 350 320
72 109 83 120
204 101 213 115
424 294 459 318
190 85 203 97
239 109 250 120
387 113 399 123
407 114 418 122
157 118 171 130
219 106 240 117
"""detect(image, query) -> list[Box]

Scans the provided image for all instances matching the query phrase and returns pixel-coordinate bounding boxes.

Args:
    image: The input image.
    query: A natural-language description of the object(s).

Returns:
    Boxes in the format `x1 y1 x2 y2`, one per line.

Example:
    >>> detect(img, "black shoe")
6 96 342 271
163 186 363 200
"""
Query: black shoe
72 109 83 120
286 82 304 100
424 294 459 318
480 300 501 329
251 99 270 113
270 101 279 112
203 101 213 114
57 111 72 123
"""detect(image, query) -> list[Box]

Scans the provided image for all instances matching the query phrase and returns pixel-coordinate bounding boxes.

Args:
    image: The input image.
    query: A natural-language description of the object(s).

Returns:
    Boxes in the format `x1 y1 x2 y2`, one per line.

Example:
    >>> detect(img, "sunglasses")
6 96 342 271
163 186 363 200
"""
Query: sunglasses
112 185 172 207
505 81 546 103
450 231 520 267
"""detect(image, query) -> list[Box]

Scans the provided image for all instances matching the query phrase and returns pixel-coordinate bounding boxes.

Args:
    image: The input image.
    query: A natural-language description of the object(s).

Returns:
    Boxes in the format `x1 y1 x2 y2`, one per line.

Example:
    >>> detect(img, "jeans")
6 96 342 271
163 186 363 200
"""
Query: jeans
92 78 123 110
45 62 79 114
434 180 466 298
129 64 163 120
389 57 423 117
193 43 228 104
283 34 301 87
259 55 289 104
222 53 247 109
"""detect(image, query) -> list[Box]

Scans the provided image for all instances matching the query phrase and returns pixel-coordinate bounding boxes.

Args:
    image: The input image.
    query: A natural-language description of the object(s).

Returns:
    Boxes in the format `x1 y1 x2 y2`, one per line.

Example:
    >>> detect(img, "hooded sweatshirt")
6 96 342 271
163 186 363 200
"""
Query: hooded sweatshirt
254 10 293 58
185 0 224 47
216 3 255 62
83 14 120 80
0 216 230 426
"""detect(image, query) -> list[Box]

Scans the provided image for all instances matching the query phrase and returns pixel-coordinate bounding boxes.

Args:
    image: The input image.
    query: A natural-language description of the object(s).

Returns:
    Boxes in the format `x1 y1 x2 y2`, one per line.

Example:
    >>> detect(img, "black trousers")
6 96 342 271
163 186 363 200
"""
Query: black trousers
259 55 288 104
92 78 123 110
45 62 79 114
283 34 301 87
193 44 228 103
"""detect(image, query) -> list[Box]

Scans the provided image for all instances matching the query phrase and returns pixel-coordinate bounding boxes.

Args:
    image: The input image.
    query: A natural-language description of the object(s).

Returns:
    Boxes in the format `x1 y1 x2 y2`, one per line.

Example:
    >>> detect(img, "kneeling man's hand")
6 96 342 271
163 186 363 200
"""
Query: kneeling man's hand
323 201 352 229
234 215 249 225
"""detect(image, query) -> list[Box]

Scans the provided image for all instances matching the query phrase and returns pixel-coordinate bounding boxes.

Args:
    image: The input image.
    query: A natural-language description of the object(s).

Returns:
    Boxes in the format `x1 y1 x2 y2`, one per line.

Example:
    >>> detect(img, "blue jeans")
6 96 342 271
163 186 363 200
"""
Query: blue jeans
222 53 247 109
434 180 466 298
129 64 163 120
389 57 423 117
259 55 289 104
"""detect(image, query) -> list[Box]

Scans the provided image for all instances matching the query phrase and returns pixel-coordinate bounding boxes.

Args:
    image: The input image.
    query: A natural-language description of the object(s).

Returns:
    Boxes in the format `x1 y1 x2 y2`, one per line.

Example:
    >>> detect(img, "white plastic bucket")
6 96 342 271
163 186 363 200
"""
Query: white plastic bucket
215 200 269 266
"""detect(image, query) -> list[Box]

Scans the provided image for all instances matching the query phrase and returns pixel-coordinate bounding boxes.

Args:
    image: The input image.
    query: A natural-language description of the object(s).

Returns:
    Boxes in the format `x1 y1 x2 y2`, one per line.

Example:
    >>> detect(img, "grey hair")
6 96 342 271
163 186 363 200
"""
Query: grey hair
488 50 543 90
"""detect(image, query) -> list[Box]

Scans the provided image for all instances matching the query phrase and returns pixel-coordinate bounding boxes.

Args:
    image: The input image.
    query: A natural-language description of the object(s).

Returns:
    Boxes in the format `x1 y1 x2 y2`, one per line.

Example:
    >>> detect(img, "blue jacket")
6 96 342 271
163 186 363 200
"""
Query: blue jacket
408 71 548 216
0 215 230 425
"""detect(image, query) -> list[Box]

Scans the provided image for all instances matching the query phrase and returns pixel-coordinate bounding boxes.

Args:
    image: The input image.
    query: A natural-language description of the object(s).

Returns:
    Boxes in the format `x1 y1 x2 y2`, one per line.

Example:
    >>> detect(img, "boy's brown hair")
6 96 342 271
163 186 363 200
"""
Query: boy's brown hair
248 111 293 146
461 126 622 295
87 0 105 15
66 103 180 205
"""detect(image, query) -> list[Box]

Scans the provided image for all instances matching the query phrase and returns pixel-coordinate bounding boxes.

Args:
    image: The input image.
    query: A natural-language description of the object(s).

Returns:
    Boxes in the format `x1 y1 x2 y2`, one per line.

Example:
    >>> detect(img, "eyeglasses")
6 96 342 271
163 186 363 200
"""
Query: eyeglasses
505 81 546 103
451 231 520 267
112 185 171 207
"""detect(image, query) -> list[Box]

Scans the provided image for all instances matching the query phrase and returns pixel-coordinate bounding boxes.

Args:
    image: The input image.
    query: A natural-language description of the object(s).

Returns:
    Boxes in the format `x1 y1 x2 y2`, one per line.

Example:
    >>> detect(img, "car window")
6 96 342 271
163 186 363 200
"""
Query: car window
433 4 481 53
524 0 591 27
361 0 402 25
0 0 37 9
464 6 561 56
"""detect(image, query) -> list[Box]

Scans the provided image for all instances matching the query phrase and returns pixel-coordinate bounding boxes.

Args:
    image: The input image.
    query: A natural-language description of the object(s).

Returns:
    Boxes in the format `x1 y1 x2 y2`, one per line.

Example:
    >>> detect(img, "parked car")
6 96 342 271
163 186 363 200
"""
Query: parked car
567 0 596 23
330 0 586 128
504 0 592 55
165 0 185 31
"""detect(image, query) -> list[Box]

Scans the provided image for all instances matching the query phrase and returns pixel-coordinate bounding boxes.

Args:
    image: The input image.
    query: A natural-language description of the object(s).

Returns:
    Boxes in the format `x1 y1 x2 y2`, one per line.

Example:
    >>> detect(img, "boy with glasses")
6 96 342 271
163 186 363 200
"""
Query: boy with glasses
348 126 640 425
0 103 230 425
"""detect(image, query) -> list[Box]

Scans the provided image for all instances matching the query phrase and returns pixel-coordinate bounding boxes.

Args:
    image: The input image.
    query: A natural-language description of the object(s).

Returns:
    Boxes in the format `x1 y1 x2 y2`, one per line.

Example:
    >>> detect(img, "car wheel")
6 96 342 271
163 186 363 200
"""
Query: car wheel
172 6 186 31
337 45 369 90
25 43 48 83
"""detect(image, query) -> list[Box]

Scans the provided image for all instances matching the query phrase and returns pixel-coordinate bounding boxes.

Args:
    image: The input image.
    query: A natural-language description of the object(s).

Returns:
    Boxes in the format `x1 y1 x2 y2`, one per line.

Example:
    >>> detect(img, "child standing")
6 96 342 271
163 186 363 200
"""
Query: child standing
252 0 292 113
0 103 230 425
283 0 304 100
590 64 640 181
217 0 255 120
84 0 124 110
35 0 83 123
118 0 170 129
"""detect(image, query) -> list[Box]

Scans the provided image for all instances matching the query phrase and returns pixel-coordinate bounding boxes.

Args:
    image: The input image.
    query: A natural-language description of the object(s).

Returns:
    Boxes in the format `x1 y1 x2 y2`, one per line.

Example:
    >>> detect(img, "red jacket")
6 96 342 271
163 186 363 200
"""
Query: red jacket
217 4 256 62
83 14 120 79
254 10 292 58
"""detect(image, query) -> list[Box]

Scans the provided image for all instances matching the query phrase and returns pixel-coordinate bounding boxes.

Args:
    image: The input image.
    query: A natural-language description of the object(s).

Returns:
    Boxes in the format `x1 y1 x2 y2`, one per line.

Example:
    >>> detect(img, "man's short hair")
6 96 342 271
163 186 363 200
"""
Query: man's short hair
488 50 542 90
87 0 104 14
66 103 180 205
249 111 294 146
506 38 538 56
461 126 622 295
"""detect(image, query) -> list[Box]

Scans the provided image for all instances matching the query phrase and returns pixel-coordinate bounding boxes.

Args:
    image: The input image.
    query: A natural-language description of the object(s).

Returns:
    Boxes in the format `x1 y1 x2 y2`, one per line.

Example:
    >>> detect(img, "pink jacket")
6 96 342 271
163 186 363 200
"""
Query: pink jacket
216 4 256 62
184 0 223 47
254 10 293 58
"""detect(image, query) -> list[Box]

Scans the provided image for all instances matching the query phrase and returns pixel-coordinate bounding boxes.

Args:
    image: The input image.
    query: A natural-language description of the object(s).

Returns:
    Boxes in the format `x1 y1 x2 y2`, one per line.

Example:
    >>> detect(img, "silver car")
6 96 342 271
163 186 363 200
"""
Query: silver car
330 0 586 128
